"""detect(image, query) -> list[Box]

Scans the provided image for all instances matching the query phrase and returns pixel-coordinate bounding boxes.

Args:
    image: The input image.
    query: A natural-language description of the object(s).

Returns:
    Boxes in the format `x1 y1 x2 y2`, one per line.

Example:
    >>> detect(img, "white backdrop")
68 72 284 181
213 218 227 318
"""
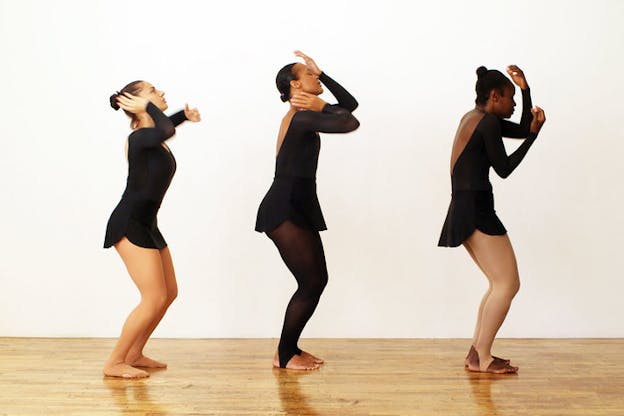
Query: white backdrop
0 0 622 338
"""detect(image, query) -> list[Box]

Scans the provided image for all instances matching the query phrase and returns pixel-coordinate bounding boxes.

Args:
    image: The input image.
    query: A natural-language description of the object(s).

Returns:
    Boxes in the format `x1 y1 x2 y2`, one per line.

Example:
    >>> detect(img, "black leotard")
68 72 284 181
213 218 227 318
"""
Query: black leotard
255 72 360 232
104 102 186 249
438 89 538 247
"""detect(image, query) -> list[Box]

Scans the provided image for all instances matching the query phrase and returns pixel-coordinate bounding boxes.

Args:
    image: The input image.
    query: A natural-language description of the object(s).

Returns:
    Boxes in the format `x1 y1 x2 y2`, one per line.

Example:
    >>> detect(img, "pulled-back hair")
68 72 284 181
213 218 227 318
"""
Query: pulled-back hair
275 63 298 102
109 80 144 127
475 66 513 105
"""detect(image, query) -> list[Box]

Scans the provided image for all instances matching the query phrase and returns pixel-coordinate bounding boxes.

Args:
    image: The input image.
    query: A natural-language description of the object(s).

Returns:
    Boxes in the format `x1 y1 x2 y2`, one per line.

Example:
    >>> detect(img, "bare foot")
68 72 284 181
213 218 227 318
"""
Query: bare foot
126 355 167 368
300 350 324 364
103 362 149 379
467 350 518 374
464 345 509 367
273 352 320 370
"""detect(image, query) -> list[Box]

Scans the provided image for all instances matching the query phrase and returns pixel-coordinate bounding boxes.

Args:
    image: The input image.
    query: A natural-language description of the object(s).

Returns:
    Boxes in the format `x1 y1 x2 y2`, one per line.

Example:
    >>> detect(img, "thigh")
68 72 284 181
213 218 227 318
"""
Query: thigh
267 221 324 276
463 240 487 278
464 230 519 286
115 237 167 297
158 246 178 296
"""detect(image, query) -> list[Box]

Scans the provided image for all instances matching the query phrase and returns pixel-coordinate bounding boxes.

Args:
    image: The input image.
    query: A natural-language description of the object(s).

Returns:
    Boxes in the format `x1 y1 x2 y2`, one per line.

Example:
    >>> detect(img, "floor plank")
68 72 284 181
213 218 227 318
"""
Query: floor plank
0 338 622 415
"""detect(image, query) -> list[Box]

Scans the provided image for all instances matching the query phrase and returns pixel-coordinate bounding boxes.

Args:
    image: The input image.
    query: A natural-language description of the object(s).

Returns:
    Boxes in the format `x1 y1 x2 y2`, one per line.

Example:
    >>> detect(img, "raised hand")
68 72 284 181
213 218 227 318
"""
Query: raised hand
184 103 201 122
530 106 546 134
294 50 322 76
116 93 149 114
290 92 326 112
506 65 529 90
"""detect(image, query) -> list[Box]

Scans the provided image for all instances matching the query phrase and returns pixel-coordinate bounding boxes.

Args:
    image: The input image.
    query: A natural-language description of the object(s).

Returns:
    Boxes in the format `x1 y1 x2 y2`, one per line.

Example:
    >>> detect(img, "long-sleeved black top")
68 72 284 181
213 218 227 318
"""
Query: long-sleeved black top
274 72 359 179
452 88 537 191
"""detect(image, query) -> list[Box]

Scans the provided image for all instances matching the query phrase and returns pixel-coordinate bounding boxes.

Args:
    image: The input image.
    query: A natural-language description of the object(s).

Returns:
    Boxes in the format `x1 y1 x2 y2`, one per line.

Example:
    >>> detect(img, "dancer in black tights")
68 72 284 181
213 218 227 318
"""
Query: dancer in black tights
438 66 546 373
256 51 359 370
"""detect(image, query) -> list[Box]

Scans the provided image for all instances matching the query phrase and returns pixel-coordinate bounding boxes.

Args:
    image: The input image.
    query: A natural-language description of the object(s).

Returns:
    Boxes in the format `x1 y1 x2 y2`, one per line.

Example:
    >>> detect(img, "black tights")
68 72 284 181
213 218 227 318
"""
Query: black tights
267 220 328 368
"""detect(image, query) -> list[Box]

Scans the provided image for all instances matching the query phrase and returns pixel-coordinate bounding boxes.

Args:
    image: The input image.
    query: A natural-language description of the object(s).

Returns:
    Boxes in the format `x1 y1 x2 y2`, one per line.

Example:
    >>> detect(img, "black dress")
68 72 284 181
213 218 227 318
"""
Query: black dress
438 89 538 247
104 102 186 249
255 72 359 233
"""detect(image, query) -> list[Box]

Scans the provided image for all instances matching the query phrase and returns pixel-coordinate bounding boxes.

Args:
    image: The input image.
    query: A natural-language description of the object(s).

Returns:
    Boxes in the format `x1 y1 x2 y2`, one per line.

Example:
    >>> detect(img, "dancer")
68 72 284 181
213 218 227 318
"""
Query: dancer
438 65 546 373
256 51 359 370
103 81 200 378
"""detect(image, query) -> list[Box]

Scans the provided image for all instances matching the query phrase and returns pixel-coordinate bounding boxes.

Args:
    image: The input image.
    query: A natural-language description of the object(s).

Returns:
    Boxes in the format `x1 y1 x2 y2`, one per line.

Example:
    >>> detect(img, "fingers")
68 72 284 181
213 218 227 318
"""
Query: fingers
534 106 545 123
294 50 307 59
183 103 201 122
530 106 546 127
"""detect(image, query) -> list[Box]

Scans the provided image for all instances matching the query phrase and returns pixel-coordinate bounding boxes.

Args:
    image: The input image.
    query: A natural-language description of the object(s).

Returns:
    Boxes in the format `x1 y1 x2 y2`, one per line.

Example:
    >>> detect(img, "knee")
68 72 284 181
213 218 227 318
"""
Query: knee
300 275 328 299
166 287 178 307
494 277 520 298
142 292 168 314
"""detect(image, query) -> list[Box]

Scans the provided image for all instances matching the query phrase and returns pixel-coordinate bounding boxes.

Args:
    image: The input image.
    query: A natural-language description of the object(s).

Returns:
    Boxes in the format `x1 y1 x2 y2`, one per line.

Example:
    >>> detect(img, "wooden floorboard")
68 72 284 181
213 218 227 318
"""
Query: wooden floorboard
0 338 622 415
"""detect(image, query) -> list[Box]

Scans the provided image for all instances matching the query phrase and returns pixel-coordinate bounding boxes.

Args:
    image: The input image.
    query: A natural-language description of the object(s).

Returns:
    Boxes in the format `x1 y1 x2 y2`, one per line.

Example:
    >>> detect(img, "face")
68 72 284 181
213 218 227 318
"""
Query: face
491 84 516 118
138 82 168 111
291 63 323 95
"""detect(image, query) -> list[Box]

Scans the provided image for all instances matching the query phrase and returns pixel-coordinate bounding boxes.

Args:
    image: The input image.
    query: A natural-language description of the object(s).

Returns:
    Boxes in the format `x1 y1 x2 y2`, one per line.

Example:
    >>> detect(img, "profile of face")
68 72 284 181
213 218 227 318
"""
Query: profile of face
290 63 323 96
137 82 168 111
490 84 516 118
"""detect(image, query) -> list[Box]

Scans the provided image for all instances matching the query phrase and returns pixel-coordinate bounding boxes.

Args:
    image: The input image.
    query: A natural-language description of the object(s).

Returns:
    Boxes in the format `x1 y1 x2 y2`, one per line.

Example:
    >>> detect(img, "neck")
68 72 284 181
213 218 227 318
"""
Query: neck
475 103 494 114
134 111 154 130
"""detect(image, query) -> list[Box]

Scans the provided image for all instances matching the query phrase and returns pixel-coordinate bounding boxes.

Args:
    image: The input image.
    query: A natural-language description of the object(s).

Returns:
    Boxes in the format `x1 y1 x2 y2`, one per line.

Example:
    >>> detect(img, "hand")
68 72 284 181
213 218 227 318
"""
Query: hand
116 93 149 114
184 103 201 122
290 92 326 112
507 65 529 90
294 50 322 76
530 106 546 134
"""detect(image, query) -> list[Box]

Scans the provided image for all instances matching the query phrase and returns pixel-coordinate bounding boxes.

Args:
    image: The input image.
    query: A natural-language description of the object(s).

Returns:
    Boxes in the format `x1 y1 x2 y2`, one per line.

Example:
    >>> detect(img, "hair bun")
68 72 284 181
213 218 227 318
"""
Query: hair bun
109 93 120 111
476 66 488 78
280 92 289 103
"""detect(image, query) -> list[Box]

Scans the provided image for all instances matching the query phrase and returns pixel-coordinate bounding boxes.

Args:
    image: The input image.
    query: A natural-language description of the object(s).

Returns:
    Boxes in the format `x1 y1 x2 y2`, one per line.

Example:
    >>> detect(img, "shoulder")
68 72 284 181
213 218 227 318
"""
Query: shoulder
289 110 318 127
476 113 501 134
127 128 156 145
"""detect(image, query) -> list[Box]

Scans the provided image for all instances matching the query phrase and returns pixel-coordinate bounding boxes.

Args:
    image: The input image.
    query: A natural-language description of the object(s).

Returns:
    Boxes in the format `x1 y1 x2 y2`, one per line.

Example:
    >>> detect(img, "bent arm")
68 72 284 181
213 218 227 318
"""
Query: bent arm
296 105 360 133
482 114 537 178
319 72 358 111
500 88 532 138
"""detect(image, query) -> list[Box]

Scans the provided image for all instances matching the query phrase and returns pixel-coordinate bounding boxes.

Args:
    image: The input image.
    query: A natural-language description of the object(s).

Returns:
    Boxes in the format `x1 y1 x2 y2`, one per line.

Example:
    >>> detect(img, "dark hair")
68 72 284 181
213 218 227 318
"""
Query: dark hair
475 66 513 105
275 63 298 102
109 80 144 126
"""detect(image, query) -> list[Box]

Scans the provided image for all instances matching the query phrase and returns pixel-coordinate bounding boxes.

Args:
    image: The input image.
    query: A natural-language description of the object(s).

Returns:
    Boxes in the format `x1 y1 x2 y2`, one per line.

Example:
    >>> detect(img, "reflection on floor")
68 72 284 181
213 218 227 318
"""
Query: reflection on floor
1 338 622 415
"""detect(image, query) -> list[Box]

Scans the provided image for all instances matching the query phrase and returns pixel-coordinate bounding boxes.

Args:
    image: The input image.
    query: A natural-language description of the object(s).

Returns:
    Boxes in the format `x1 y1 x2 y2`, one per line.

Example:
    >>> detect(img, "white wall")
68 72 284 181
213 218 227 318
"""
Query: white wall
0 0 622 338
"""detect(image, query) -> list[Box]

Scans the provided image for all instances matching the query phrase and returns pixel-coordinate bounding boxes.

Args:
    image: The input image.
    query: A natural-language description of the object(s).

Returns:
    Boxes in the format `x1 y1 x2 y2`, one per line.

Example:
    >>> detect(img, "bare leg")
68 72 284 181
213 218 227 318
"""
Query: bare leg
103 237 168 378
464 230 520 372
125 246 178 368
463 242 491 347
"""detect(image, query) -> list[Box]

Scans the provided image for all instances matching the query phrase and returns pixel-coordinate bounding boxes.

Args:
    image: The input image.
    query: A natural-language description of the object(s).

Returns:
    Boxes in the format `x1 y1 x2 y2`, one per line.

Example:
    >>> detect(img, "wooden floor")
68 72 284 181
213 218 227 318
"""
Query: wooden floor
0 338 622 415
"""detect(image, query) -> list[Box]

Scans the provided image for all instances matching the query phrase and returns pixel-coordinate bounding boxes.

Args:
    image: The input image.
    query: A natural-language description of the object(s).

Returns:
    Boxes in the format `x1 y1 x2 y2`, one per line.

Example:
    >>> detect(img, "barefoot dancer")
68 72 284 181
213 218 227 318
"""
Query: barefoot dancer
256 51 359 370
438 66 546 374
103 81 200 378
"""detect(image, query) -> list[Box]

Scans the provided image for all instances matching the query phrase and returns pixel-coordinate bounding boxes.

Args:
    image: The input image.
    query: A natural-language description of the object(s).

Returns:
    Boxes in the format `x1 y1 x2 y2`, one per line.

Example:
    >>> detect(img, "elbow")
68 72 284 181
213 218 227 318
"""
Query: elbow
348 100 359 112
162 126 176 139
496 169 511 179
346 116 360 132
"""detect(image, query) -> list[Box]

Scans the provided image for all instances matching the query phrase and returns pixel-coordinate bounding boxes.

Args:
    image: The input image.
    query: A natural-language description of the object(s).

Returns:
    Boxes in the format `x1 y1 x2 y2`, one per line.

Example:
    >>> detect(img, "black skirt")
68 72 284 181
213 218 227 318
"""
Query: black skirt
255 176 327 233
438 190 506 247
104 198 167 249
